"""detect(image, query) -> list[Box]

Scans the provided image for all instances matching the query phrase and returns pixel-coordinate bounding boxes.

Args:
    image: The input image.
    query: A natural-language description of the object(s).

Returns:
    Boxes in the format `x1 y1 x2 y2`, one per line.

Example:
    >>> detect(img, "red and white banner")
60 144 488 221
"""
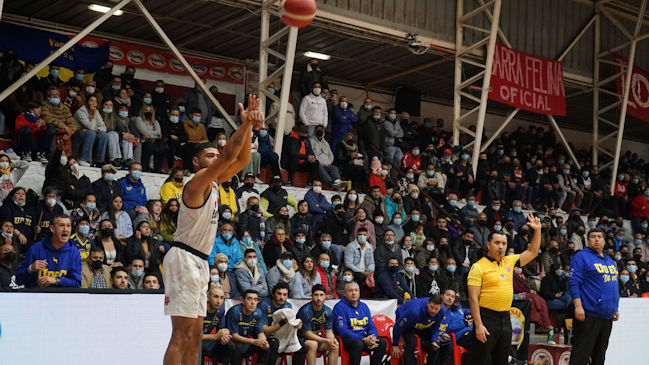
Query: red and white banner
488 43 566 116
615 55 649 124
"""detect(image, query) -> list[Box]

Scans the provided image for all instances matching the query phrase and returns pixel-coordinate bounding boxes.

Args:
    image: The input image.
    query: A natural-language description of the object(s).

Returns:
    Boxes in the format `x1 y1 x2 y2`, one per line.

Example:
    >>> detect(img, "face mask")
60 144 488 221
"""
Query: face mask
343 275 353 282
217 262 228 272
381 169 389 176
560 229 567 235
50 69 60 78
340 102 348 109
78 225 90 236
373 114 381 120
68 90 78 98
411 215 420 222
90 260 103 271
283 259 293 269
49 97 60 105
388 265 399 273
412 148 421 156
112 85 121 91
85 203 96 211
14 200 25 207
272 184 282 192
313 186 322 194
294 238 306 245
364 104 372 110
217 139 227 147
426 170 435 177
131 170 142 180
387 114 396 121
628 265 637 273
357 235 367 244
375 217 384 225
246 258 257 268
169 116 179 124
462 154 469 161
426 244 435 251
494 225 502 231
467 200 475 208
1 232 13 239
101 227 114 237
315 130 324 139
348 193 357 202
220 212 232 221
178 106 185 113
119 111 129 118
635 239 643 246
429 264 439 272
449 200 458 207
556 271 564 278
320 261 330 269
620 275 630 284
393 218 402 225
222 232 232 241
645 190 649 196
614 254 622 261
210 274 220 283
447 265 456 273
0 162 8 170
406 173 414 180
155 87 165 94
618 174 625 181
582 171 589 178
142 111 152 120
514 207 522 213
239 236 252 246
131 269 144 278
192 116 202 123
642 224 649 229
410 192 419 199
101 107 113 114
312 87 321 96
385 240 394 246
259 130 268 137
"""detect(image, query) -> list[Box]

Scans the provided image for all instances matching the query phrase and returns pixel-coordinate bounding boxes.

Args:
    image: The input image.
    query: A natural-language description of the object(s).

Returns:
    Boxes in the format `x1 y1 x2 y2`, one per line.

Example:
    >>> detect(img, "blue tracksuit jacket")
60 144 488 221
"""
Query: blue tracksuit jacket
15 237 82 288
333 297 378 340
118 175 147 211
568 247 620 319
444 304 473 339
392 298 446 346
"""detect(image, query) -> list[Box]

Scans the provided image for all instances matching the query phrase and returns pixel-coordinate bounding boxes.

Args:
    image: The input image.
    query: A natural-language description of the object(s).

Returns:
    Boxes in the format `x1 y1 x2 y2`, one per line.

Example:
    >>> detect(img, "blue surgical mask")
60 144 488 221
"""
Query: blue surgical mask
449 200 458 207
211 275 220 283
49 97 60 105
388 114 396 121
635 239 643 246
364 104 372 110
628 265 637 273
645 190 649 196
427 170 435 177
85 202 96 211
14 200 25 207
494 225 502 231
112 85 121 91
588 221 596 227
643 223 648 229
259 130 268 137
514 207 522 213
560 229 567 236
556 270 564 278
222 232 233 241
412 150 420 157
357 235 367 244
283 259 293 269
131 170 142 180
178 106 185 113
1 232 13 238
119 111 129 118
411 215 420 222
222 212 232 220
393 218 402 225
491 205 500 211
296 238 306 244
241 236 251 245
320 261 330 269
131 269 144 278
405 266 415 273
446 265 456 273
406 173 414 180
143 97 152 105
372 114 381 120
620 275 630 284
75 74 84 81
386 240 394 245
582 171 589 178
633 178 639 184
462 154 469 161
192 116 201 123
267 87 275 94
169 116 179 124
618 174 625 181
103 108 113 114
321 240 332 250
558 159 564 165
563 170 571 175
467 200 475 208
426 245 435 251
50 69 60 78
429 264 439 272
78 225 90 236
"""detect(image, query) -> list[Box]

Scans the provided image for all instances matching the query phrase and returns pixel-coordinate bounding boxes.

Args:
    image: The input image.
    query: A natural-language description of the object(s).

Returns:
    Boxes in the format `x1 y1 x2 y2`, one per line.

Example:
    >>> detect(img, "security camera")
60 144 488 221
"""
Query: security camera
406 33 428 55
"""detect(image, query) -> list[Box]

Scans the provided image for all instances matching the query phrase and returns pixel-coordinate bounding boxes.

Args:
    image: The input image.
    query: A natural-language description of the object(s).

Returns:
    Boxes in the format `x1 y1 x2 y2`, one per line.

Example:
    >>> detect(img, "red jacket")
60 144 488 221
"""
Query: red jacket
614 181 627 199
368 173 386 195
14 113 46 139
401 152 421 172
631 195 649 218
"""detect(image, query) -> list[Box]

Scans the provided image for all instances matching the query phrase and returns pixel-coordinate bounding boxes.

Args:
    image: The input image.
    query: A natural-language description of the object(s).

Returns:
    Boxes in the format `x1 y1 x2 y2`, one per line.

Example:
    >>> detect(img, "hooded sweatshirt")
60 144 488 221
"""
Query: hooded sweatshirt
234 260 269 298
333 297 378 340
15 236 82 288
392 298 446 346
568 247 619 319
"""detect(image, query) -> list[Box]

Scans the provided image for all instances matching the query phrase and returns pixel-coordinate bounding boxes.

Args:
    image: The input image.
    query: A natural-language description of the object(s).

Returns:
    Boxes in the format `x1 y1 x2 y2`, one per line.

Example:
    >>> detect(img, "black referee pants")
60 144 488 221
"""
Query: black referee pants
470 308 511 365
569 315 613 365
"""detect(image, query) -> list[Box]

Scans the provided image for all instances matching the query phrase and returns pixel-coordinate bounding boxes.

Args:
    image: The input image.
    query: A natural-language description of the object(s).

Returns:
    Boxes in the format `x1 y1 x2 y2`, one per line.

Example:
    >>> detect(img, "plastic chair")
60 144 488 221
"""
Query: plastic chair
451 333 471 365
336 335 371 365
203 356 216 365
372 314 424 365
565 318 573 345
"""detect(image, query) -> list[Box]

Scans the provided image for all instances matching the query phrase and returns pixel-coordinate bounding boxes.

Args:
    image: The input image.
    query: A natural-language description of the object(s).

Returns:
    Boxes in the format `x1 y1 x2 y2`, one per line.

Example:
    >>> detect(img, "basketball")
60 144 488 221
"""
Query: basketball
279 0 317 28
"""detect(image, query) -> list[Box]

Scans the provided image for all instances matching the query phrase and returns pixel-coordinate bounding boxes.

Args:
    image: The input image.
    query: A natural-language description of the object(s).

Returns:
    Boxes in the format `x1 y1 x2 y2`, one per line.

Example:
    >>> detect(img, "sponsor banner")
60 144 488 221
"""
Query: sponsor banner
489 43 566 116
615 55 649 124
108 41 244 84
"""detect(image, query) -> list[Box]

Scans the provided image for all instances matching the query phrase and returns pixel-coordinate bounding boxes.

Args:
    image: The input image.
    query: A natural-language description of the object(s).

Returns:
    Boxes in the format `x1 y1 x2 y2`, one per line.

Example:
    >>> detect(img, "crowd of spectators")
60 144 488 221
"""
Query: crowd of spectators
2 52 649 340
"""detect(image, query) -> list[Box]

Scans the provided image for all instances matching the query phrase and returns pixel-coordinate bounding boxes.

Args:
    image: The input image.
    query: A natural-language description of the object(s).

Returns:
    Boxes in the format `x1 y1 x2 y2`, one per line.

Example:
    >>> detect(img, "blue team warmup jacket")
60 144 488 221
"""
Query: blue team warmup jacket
15 237 82 288
392 298 446 346
568 247 620 319
333 297 378 340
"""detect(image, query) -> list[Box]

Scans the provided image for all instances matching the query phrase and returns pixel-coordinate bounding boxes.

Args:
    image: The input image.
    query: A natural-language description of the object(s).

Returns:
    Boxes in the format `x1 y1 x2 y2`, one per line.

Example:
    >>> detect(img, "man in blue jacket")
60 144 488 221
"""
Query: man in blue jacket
375 258 412 304
15 214 81 288
333 281 387 365
441 288 474 361
568 228 619 365
118 162 147 213
391 294 445 364
304 180 332 223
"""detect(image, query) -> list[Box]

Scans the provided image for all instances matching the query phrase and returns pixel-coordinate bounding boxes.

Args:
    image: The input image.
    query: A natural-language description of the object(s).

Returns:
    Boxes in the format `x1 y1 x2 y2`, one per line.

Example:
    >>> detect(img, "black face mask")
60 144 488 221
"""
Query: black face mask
567 249 575 254
221 182 231 190
91 260 103 270
272 184 282 192
279 214 289 220
315 130 324 138
388 266 399 273
244 182 254 190
250 204 259 212
173 177 183 183
550 247 559 254
144 112 153 120
101 227 114 237
576 230 585 235
477 220 487 226
299 135 307 141
2 252 15 262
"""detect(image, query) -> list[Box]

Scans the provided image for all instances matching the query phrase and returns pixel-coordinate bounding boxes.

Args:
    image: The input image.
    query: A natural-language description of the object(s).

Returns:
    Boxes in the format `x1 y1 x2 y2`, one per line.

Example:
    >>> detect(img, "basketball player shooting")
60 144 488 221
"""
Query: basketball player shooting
162 94 265 365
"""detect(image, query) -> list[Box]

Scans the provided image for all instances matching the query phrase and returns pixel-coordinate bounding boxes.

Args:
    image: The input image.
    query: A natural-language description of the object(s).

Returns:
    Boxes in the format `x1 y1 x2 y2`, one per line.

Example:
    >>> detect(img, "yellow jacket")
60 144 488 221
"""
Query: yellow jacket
219 185 239 215
160 181 183 206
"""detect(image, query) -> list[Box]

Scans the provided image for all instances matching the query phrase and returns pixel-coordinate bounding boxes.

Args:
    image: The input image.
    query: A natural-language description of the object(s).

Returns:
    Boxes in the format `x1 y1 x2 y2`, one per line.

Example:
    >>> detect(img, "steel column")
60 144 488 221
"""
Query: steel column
258 3 271 112
480 108 520 152
273 27 298 155
609 0 648 195
547 115 581 170
0 0 132 103
593 11 600 166
452 0 463 146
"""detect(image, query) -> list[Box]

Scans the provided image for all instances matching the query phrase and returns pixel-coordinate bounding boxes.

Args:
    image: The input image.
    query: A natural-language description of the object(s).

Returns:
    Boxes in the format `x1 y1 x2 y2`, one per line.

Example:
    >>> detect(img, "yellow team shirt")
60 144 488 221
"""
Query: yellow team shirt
467 254 520 312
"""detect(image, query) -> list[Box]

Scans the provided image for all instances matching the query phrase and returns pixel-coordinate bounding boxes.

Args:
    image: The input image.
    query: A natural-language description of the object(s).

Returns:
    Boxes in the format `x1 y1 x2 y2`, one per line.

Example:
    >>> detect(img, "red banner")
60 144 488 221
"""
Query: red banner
615 55 649 123
105 41 244 84
488 43 566 116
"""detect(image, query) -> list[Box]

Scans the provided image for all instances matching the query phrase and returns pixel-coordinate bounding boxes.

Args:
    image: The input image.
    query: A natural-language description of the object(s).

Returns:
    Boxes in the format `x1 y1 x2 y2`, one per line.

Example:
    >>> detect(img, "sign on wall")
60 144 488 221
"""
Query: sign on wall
615 55 649 124
488 43 566 116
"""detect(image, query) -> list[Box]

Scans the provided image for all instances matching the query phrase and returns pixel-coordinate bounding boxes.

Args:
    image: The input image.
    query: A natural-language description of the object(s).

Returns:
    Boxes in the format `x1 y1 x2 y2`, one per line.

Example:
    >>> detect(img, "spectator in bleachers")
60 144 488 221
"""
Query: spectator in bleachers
0 231 18 290
310 125 342 189
356 97 373 125
383 108 404 169
314 252 337 299
418 256 446 297
208 222 242 269
119 162 146 214
70 215 93 261
100 195 133 241
630 186 649 234
540 263 572 313
292 230 312 264
441 257 466 300
235 249 269 297
110 267 129 289
113 103 136 165
143 273 160 289
72 95 108 167
375 257 411 304
41 86 76 149
263 227 297 270
38 63 64 94
161 107 187 171
344 227 375 286
359 186 386 222
134 199 163 243
237 195 263 240
93 61 113 90
182 107 208 171
33 187 63 241
372 211 387 241
241 131 263 181
95 219 125 267
265 252 305 298
150 79 170 118
159 168 184 207
235 173 259 213
98 99 123 166
265 206 291 239
0 187 36 253
331 95 358 149
15 102 51 163
126 221 162 276
301 180 330 224
414 237 434 269
360 106 385 161
70 193 100 239
81 246 111 289
16 214 81 288
103 76 123 103
60 79 84 114
210 254 237 298
135 104 167 173
126 256 145 289
238 230 267 276
283 125 319 187
121 66 142 97
159 199 178 244
374 229 403 275
256 126 281 179
300 59 326 99
349 208 376 249
335 133 367 192
453 231 482 276
400 257 418 296
80 79 102 106
181 79 210 122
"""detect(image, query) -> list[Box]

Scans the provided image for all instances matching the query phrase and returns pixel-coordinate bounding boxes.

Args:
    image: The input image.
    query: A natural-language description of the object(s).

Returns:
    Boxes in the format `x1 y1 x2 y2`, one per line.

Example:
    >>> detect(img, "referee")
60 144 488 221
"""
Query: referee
467 212 541 365
568 228 619 365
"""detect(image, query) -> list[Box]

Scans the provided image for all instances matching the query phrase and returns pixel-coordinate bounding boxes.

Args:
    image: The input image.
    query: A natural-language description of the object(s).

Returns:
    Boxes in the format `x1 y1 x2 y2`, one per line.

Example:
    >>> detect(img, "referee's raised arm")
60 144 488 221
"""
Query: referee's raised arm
519 212 542 267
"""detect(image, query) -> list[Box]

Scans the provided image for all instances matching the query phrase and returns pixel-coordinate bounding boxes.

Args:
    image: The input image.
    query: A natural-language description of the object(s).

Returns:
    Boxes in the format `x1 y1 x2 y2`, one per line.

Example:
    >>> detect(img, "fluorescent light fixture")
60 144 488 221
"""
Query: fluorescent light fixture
88 4 124 16
304 51 331 60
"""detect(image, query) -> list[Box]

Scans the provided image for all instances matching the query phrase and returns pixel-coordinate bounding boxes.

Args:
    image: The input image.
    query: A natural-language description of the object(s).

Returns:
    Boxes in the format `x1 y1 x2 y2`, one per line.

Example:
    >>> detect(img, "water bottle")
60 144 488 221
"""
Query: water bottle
547 326 556 344
559 328 565 345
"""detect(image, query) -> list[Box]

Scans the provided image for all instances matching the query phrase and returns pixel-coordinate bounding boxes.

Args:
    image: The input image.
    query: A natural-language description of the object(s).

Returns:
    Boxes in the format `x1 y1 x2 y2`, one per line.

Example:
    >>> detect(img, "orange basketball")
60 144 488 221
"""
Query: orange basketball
279 0 317 28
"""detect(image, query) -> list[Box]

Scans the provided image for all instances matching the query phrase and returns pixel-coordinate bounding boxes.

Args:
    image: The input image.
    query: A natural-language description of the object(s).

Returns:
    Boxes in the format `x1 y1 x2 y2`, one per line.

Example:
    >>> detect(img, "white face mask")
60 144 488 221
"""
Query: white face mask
312 88 321 96
381 169 389 176
155 87 165 94
340 102 348 109
0 162 8 170
246 258 257 268
217 139 227 147
313 186 322 194
411 193 419 199
217 262 228 272
348 193 357 202
70 163 79 172
343 275 353 282
60 156 68 166
375 217 384 225
86 86 95 94
46 198 57 208
68 90 77 97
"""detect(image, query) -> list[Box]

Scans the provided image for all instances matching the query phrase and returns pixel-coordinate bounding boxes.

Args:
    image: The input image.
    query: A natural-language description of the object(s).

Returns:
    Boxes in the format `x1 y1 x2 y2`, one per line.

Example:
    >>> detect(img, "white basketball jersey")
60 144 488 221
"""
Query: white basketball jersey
173 181 220 256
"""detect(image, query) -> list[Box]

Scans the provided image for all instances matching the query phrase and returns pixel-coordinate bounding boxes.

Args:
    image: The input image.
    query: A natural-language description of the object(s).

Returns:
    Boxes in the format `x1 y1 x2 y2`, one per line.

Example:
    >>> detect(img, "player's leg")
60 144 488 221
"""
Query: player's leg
319 340 339 365
163 316 197 365
589 318 613 365
569 315 599 365
303 340 318 365
402 329 417 363
180 316 204 365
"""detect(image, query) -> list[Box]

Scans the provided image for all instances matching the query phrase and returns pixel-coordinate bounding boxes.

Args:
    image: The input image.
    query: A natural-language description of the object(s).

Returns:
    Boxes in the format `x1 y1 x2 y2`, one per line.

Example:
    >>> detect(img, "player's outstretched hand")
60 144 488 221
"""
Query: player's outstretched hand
239 94 265 131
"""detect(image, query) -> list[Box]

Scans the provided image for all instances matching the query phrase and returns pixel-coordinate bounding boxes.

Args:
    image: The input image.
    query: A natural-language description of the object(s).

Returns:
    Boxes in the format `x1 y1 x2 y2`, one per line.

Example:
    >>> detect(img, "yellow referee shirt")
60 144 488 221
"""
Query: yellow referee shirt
467 254 520 312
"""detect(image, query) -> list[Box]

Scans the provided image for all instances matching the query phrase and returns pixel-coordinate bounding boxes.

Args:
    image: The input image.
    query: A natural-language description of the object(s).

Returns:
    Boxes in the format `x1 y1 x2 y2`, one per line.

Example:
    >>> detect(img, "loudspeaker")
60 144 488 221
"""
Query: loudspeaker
395 87 421 116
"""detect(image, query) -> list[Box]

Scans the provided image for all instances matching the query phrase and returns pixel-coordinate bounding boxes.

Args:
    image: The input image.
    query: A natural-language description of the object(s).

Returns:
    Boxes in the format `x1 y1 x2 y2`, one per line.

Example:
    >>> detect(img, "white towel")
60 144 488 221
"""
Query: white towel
272 308 303 353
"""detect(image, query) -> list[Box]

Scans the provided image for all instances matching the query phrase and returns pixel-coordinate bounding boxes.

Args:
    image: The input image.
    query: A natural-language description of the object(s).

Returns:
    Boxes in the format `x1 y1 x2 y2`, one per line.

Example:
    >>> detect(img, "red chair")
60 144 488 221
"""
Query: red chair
203 356 216 365
450 333 471 365
372 314 425 365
